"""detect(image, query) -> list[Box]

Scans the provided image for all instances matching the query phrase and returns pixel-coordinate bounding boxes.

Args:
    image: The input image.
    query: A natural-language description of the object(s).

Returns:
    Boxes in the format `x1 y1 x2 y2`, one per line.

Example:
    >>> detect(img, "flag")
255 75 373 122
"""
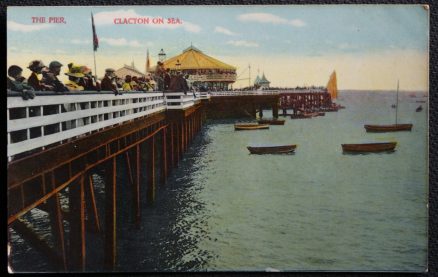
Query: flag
91 13 99 51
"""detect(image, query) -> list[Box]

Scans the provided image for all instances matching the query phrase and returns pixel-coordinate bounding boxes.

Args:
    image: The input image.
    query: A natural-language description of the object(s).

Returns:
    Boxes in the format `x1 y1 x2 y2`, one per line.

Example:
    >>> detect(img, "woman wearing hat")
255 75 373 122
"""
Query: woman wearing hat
27 60 53 91
65 63 85 91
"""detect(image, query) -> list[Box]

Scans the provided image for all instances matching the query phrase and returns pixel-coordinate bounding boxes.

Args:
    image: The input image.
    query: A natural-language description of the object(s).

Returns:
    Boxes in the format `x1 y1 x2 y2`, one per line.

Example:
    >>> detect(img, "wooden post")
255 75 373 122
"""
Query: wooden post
85 174 100 233
133 144 141 227
48 172 67 270
160 129 167 185
125 152 134 188
69 175 86 271
170 123 175 168
272 103 279 118
146 137 155 204
104 157 117 271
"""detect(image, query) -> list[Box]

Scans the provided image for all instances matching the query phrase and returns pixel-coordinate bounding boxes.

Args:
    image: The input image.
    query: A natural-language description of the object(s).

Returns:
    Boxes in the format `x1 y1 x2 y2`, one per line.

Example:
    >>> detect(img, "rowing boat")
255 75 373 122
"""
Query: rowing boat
341 142 397 153
247 144 296 154
234 123 269 131
364 124 412 132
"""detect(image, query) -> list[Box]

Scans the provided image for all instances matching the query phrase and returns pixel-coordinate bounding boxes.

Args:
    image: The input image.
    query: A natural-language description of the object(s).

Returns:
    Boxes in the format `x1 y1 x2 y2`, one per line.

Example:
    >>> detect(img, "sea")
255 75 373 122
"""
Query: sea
9 90 428 272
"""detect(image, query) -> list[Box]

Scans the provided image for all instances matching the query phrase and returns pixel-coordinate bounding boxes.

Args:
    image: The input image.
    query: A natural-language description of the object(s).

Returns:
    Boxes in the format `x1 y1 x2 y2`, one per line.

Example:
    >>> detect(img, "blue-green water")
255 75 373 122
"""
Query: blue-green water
10 91 428 272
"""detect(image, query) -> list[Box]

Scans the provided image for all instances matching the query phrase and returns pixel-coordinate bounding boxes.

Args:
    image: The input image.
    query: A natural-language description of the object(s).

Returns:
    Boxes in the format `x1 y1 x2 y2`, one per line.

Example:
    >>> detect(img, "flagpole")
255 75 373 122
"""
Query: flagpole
93 47 97 80
91 12 98 80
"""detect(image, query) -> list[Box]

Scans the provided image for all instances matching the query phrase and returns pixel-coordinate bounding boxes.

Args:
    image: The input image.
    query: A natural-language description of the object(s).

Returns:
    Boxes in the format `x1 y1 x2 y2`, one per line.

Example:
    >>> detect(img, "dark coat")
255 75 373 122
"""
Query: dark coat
7 77 34 92
168 75 189 93
164 73 171 90
27 72 44 91
101 76 117 92
41 72 68 92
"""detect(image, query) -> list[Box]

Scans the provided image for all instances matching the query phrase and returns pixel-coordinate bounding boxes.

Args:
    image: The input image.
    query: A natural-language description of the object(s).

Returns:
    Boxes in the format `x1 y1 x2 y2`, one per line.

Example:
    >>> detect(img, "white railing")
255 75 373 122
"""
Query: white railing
164 92 202 109
7 91 167 159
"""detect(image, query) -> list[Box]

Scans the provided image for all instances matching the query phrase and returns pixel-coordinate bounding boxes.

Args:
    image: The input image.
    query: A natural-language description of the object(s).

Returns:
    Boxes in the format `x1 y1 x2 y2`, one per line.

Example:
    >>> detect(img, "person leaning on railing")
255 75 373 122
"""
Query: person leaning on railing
7 65 35 100
101 68 119 94
41 61 69 93
27 60 54 91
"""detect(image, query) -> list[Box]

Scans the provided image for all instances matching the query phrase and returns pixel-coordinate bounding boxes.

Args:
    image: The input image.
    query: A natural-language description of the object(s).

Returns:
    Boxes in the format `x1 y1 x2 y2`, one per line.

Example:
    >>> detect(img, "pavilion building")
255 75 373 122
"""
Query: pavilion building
148 45 237 90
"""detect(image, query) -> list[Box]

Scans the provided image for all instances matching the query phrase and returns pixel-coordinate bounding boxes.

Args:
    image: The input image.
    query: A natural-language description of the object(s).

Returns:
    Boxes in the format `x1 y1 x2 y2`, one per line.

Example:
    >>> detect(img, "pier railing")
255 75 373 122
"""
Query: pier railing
7 91 167 159
164 92 201 109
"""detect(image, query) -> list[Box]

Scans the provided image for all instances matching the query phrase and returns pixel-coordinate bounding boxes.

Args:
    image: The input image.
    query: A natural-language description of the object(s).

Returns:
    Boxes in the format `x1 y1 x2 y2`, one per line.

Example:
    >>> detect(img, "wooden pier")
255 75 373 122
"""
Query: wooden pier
7 89 334 271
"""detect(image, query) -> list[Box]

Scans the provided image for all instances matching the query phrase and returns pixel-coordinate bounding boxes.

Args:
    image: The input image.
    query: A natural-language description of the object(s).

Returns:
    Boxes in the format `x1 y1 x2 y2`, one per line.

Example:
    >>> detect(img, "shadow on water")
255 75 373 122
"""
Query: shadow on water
115 124 216 272
342 150 396 155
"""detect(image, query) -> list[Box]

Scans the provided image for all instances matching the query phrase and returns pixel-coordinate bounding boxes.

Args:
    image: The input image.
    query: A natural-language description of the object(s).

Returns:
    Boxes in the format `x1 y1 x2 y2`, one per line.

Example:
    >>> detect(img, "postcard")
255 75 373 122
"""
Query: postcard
7 5 429 273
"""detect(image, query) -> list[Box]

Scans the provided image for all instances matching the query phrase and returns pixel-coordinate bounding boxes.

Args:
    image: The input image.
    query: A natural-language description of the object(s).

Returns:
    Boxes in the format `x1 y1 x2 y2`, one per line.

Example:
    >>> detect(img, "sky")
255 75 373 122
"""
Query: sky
7 5 429 90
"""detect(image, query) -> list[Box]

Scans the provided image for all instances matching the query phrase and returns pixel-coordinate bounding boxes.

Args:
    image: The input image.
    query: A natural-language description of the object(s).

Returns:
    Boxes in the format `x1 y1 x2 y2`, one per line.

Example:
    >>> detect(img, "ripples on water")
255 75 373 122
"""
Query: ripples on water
10 91 428 272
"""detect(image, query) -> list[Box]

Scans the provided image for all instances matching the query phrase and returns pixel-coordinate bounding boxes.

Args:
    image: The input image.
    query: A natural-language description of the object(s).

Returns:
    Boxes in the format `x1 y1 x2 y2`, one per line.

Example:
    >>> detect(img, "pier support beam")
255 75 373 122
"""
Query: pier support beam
104 157 117 271
85 174 100 233
272 104 279 118
160 129 167 185
146 137 155 204
69 175 86 271
47 172 67 270
133 145 141 227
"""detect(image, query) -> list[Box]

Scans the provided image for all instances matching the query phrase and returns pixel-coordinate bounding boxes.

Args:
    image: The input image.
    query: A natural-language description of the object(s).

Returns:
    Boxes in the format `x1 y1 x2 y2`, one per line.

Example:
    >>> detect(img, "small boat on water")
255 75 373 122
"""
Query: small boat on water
247 144 297 154
257 119 285 125
364 80 413 133
290 114 312 119
303 112 319 118
364 124 412 132
235 123 269 131
342 142 397 153
416 105 423 112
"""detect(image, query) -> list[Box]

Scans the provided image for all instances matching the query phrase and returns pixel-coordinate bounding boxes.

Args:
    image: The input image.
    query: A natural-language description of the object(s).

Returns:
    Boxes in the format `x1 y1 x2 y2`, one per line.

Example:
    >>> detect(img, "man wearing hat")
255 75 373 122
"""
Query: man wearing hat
154 61 166 91
42 61 69 92
101 68 120 94
7 65 36 100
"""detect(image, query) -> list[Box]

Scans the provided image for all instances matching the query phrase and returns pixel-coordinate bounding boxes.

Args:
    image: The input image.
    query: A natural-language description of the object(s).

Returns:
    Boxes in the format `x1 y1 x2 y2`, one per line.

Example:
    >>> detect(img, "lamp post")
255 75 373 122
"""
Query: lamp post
175 59 181 71
158 48 166 62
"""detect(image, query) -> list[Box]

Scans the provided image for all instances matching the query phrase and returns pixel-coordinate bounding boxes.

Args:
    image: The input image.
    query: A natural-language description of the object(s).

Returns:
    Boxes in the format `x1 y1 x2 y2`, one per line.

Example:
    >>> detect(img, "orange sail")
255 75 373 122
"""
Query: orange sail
327 70 337 99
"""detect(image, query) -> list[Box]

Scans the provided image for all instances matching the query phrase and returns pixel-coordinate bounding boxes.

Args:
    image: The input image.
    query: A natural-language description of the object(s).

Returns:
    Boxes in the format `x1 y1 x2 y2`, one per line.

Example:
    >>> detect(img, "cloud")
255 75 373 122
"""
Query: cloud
237 13 305 27
214 26 238 36
93 9 201 33
100 37 142 47
7 20 53 32
226 40 259 47
71 39 91 45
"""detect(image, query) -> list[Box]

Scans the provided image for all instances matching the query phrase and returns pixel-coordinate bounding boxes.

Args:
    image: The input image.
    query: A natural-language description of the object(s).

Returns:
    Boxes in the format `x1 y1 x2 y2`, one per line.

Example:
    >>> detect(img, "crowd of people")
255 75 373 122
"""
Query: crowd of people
7 60 199 100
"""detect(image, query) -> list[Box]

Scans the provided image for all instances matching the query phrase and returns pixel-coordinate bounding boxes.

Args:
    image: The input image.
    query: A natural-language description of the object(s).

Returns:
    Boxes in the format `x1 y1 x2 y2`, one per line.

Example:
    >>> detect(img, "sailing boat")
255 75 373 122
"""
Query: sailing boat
326 70 345 110
327 70 338 100
364 80 413 132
